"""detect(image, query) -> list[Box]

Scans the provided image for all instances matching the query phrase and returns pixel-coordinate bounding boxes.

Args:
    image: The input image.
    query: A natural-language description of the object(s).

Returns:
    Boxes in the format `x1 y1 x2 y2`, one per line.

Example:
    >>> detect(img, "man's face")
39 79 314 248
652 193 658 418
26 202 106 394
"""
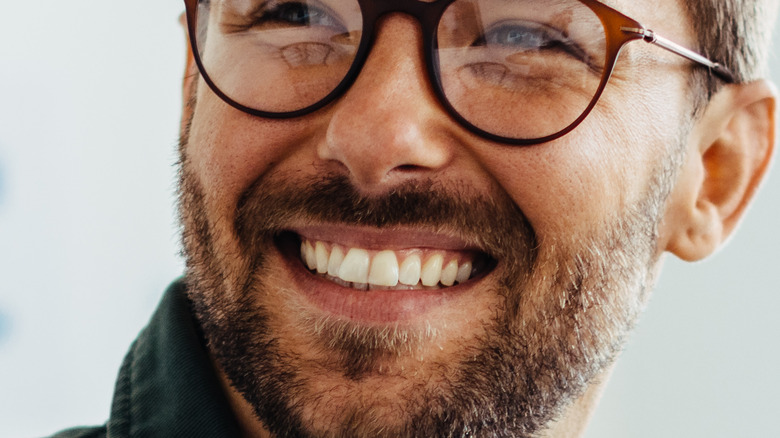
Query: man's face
179 0 694 435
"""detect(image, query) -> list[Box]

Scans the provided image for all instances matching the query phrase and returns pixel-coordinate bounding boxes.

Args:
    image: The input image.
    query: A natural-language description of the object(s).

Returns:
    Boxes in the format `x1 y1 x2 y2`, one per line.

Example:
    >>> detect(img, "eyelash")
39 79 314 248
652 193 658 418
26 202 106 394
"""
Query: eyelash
471 20 595 69
252 0 344 30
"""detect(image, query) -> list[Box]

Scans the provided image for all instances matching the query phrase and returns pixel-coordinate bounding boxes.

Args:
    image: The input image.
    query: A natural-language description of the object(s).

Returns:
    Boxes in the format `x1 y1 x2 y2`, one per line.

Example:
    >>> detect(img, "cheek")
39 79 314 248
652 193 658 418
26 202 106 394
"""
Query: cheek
187 88 322 213
474 138 622 236
471 91 686 239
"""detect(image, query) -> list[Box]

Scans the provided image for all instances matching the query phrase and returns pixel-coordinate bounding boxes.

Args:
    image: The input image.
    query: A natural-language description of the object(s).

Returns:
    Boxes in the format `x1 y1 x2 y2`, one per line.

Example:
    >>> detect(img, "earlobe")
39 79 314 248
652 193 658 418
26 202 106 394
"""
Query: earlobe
664 80 776 261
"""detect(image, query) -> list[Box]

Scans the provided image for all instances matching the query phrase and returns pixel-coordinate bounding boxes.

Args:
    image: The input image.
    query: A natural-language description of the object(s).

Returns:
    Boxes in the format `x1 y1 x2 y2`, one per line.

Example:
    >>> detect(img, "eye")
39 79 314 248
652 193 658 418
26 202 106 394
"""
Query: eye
254 1 342 29
476 21 592 65
478 21 563 49
487 23 548 48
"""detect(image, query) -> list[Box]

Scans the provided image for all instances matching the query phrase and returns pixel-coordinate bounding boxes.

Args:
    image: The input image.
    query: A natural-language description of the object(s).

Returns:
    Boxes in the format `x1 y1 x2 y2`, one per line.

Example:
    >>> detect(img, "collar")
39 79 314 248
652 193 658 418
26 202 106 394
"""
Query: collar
106 279 242 437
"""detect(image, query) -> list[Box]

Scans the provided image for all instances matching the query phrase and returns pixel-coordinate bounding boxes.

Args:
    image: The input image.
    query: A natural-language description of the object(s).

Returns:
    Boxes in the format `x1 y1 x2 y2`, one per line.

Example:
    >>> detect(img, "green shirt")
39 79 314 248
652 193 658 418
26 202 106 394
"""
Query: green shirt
50 280 242 437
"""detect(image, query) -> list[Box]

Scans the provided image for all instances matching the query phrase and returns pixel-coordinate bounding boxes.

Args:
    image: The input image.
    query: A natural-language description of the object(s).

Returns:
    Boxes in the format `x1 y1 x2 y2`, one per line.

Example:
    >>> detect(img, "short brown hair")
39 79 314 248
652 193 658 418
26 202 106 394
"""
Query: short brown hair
685 0 779 114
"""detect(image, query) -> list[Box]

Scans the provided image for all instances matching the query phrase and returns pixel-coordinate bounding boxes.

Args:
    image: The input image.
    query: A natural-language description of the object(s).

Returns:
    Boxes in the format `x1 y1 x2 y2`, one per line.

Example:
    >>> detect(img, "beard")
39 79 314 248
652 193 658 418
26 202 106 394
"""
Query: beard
178 135 678 436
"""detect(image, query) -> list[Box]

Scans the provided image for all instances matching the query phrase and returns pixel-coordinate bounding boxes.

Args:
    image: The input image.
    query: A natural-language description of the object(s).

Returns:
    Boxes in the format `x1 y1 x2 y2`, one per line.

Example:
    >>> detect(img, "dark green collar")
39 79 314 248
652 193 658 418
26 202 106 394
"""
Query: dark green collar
106 279 242 437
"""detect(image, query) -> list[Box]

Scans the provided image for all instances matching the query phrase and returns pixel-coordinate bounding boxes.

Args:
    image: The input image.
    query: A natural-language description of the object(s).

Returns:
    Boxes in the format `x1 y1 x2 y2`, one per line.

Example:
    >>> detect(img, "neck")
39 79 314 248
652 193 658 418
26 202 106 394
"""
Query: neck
538 366 614 438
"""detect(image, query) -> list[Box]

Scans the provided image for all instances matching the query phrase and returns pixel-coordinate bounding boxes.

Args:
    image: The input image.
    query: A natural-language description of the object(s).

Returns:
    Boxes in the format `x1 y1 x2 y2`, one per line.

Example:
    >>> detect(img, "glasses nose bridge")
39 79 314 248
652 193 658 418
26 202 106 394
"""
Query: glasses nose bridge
356 0 449 53
358 0 450 23
351 0 450 111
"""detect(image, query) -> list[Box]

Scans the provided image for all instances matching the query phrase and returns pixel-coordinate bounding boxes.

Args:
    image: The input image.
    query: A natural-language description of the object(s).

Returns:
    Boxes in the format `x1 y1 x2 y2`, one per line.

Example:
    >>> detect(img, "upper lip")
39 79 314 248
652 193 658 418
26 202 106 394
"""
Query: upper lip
289 224 485 253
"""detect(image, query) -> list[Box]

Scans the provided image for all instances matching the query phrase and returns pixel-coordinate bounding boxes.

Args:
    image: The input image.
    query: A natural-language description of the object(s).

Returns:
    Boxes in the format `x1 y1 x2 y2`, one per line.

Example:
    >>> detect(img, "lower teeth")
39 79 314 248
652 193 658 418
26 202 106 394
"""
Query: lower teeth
315 272 453 291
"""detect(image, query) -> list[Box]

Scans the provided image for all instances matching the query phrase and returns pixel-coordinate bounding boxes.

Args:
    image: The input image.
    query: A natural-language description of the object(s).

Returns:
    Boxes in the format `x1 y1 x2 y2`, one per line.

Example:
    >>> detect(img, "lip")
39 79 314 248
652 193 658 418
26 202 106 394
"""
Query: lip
290 224 483 252
275 228 493 323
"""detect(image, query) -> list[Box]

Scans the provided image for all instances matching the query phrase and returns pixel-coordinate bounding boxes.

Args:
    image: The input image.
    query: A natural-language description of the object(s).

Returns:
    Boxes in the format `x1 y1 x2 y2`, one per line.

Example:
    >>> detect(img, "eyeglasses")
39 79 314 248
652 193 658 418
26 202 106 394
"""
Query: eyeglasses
183 0 734 145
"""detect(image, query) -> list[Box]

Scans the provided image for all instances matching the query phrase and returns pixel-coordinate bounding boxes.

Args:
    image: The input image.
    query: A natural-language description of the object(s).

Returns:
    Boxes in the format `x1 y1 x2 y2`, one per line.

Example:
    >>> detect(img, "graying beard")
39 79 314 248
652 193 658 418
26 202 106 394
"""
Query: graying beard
177 116 689 437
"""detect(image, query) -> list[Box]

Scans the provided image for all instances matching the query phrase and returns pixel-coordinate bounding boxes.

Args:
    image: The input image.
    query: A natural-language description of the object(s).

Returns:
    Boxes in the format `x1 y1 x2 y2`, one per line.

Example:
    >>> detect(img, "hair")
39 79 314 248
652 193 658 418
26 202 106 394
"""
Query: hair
685 0 780 115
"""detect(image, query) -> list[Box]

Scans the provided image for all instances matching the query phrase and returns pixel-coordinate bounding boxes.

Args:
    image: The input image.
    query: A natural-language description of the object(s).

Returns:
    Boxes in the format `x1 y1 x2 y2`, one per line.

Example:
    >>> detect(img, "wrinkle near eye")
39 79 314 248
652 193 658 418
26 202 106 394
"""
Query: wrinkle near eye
218 0 347 33
280 42 336 66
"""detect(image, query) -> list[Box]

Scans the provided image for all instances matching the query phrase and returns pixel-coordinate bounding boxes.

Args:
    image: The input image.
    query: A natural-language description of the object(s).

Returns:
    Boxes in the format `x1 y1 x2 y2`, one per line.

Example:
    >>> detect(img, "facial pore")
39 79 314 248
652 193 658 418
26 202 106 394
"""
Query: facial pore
178 131 677 436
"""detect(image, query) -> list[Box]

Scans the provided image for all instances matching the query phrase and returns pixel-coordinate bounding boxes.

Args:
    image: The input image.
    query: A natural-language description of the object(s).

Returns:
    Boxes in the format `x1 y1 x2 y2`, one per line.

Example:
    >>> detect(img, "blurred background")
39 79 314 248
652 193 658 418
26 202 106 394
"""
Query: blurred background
0 1 778 437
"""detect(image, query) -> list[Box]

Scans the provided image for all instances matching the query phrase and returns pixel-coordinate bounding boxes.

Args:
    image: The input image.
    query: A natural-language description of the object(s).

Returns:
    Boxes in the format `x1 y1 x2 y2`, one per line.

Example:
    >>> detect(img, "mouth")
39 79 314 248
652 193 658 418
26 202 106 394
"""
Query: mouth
274 227 496 322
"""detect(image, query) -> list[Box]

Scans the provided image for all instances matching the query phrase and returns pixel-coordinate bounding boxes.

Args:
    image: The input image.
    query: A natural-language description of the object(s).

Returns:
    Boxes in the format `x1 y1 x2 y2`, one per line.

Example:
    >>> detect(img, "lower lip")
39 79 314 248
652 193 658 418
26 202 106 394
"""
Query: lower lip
276 234 475 323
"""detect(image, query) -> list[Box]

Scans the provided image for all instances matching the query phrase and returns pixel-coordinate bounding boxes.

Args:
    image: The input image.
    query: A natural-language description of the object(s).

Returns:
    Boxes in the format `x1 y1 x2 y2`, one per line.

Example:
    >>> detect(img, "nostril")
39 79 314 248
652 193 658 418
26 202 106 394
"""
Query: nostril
396 164 422 172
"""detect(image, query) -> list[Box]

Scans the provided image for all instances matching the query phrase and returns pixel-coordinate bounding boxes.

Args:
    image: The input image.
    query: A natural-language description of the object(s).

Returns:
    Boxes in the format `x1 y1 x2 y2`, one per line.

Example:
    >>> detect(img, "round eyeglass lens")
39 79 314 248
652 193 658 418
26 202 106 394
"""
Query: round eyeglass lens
195 0 363 113
436 0 608 140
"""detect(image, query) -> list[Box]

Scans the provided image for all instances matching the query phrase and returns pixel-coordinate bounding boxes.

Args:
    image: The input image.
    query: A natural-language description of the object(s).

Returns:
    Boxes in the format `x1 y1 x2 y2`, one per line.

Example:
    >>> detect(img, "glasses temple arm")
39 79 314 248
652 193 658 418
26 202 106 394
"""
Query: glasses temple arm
621 27 736 83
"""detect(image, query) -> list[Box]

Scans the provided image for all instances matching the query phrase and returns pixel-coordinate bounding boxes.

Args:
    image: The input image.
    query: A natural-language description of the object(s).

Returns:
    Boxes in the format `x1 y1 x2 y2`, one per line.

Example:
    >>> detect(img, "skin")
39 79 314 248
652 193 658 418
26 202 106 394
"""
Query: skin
178 0 776 436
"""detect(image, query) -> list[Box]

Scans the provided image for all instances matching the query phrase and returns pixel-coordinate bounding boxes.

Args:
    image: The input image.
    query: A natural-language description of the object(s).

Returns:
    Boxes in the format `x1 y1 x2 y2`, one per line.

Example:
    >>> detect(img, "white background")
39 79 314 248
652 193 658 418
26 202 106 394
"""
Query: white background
0 2 777 437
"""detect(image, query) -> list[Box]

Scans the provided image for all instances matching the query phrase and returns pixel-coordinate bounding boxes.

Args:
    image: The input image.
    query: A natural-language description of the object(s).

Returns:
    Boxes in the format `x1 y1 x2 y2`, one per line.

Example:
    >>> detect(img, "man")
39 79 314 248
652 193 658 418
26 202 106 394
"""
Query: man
54 0 777 436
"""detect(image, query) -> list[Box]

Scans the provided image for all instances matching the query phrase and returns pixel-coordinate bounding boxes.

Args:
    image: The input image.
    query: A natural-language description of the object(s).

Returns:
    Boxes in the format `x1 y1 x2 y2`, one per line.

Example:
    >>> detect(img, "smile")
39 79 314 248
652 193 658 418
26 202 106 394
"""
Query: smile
274 227 496 322
299 238 479 290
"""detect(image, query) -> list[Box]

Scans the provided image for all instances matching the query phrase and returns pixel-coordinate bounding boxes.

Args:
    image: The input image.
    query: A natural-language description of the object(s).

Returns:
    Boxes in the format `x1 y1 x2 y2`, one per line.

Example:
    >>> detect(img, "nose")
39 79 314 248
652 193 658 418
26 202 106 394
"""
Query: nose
317 14 454 192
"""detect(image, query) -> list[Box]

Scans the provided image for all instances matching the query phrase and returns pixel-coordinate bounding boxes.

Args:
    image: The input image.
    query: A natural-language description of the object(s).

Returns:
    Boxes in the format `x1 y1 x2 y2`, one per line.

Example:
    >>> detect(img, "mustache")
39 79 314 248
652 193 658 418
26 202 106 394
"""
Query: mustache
234 172 538 262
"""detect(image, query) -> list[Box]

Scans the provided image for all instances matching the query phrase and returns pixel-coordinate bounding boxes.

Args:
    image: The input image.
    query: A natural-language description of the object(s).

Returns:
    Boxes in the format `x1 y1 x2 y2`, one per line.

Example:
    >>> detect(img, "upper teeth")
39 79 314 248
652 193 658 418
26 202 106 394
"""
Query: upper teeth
300 239 474 289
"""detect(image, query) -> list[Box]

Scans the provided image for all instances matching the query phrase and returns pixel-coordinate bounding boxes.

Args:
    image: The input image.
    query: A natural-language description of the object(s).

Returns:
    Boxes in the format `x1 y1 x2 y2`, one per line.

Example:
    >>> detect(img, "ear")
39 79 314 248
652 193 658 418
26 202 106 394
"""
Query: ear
180 12 199 137
664 80 777 261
